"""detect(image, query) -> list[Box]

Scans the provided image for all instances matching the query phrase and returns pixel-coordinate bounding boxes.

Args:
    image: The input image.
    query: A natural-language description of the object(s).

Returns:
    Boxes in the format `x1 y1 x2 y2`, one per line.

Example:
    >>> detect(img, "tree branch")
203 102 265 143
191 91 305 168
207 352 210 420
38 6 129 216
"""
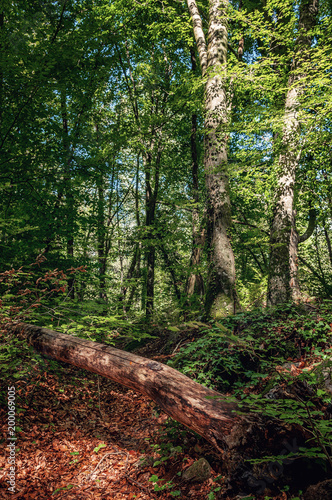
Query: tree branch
186 0 207 75
298 209 316 243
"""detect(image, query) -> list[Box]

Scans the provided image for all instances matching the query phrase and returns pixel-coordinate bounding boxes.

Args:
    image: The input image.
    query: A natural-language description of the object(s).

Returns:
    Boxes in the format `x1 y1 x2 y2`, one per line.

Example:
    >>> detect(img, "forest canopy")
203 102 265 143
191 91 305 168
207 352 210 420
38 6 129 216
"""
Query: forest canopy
1 3 332 498
0 0 331 320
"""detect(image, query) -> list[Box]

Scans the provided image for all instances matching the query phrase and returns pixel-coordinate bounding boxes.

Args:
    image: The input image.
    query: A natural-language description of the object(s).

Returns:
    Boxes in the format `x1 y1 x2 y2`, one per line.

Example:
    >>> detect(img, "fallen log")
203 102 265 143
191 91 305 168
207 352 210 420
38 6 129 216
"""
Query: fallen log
9 322 326 495
10 322 239 452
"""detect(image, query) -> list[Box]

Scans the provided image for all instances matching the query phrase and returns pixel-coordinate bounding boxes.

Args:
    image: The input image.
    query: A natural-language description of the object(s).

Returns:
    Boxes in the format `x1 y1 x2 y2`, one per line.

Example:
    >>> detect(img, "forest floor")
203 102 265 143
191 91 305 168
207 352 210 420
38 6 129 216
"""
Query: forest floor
1 302 332 499
0 350 227 500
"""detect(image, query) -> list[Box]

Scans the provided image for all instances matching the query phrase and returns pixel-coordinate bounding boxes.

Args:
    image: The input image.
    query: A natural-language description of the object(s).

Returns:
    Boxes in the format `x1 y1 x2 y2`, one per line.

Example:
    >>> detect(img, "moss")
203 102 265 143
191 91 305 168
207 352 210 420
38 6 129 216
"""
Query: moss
210 293 234 318
182 458 211 483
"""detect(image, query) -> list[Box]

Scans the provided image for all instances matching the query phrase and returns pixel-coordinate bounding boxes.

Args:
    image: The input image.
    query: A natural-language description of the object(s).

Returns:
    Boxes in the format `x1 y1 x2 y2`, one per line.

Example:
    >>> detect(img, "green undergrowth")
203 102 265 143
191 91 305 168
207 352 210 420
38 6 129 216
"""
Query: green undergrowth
169 301 332 394
169 301 332 470
0 264 156 383
43 312 156 347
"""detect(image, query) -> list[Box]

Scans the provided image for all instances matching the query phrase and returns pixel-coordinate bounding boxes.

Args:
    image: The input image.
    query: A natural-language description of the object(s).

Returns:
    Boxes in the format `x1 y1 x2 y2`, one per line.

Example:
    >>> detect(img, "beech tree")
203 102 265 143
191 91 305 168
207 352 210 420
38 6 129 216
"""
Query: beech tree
267 0 319 306
187 0 238 317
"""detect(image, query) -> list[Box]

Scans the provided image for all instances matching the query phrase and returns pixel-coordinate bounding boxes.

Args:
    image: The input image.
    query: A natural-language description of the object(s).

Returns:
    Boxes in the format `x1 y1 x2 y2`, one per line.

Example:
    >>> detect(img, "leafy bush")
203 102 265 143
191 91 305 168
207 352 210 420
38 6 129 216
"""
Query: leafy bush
169 302 332 393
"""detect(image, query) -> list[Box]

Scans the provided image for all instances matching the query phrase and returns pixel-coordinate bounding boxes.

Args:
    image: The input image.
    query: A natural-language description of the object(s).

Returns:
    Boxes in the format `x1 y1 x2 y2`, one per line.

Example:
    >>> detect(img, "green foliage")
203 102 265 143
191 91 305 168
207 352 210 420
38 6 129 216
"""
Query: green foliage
0 336 32 381
0 263 86 381
45 313 155 346
93 443 106 454
149 474 181 496
150 442 183 467
52 484 75 496
169 301 332 392
1 0 331 319
170 302 332 471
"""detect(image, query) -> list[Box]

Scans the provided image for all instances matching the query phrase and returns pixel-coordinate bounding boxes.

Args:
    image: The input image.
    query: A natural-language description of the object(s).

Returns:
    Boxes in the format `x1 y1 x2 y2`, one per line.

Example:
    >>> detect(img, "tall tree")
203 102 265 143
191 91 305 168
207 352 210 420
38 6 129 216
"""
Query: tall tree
267 0 319 305
187 0 238 317
187 47 204 298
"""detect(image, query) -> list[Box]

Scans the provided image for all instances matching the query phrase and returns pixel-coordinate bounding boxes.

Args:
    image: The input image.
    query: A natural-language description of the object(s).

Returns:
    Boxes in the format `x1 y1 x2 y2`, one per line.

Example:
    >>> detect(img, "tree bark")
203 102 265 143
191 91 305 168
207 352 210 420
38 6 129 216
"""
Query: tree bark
144 152 157 319
11 322 239 452
323 223 332 268
187 0 237 317
144 143 162 319
97 180 108 302
267 0 319 306
94 123 108 303
187 47 204 298
61 88 75 299
159 242 182 302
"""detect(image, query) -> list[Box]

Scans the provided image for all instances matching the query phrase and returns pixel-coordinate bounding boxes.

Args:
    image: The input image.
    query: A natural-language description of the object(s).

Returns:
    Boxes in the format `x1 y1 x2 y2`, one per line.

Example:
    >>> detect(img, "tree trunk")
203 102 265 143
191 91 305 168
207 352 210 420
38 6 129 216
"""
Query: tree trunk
187 0 237 317
145 162 156 319
323 223 332 268
94 123 108 303
119 242 139 315
204 0 237 317
144 146 161 319
61 88 75 299
97 182 108 302
11 322 239 452
267 0 319 306
159 242 182 302
187 47 204 298
125 160 142 314
125 243 141 314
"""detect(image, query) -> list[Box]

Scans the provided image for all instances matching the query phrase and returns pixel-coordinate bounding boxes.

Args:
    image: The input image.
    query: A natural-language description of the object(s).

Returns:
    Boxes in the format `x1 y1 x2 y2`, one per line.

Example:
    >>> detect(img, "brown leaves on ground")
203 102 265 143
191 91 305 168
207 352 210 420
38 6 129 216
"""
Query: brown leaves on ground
0 364 225 499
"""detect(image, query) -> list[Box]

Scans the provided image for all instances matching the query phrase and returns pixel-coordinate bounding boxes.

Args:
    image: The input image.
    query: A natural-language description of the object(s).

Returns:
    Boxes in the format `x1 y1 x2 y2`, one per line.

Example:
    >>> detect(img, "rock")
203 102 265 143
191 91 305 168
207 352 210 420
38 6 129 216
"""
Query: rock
182 458 212 483
264 380 315 401
303 479 332 500
322 364 332 395
308 359 332 395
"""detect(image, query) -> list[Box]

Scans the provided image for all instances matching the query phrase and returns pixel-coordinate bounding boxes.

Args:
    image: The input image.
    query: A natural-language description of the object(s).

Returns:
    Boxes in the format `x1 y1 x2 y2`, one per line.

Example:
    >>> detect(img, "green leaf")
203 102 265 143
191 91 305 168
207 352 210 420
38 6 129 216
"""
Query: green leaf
149 475 159 482
167 326 180 332
93 443 106 454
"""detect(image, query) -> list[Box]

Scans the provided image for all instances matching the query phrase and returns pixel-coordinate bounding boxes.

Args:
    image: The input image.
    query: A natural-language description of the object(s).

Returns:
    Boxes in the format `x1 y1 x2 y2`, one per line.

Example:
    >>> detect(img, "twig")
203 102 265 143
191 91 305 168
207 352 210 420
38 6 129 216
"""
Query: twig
86 451 129 481
123 473 150 493
97 375 103 418
172 340 184 354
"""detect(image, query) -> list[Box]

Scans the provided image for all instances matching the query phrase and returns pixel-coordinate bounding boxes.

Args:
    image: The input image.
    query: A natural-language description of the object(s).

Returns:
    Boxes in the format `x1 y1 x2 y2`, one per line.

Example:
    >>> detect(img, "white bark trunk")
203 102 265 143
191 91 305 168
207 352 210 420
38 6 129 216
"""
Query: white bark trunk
268 0 319 306
188 0 237 317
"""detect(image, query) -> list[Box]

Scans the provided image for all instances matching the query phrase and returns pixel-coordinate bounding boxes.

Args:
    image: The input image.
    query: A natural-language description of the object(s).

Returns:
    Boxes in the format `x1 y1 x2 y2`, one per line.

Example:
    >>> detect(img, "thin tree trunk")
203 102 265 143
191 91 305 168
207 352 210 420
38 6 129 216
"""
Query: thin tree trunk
119 243 139 315
125 243 141 314
267 0 319 306
145 152 155 319
187 47 204 298
125 157 142 314
323 224 332 268
159 243 182 302
315 227 326 288
144 145 161 319
61 88 75 299
93 123 108 303
97 183 107 302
